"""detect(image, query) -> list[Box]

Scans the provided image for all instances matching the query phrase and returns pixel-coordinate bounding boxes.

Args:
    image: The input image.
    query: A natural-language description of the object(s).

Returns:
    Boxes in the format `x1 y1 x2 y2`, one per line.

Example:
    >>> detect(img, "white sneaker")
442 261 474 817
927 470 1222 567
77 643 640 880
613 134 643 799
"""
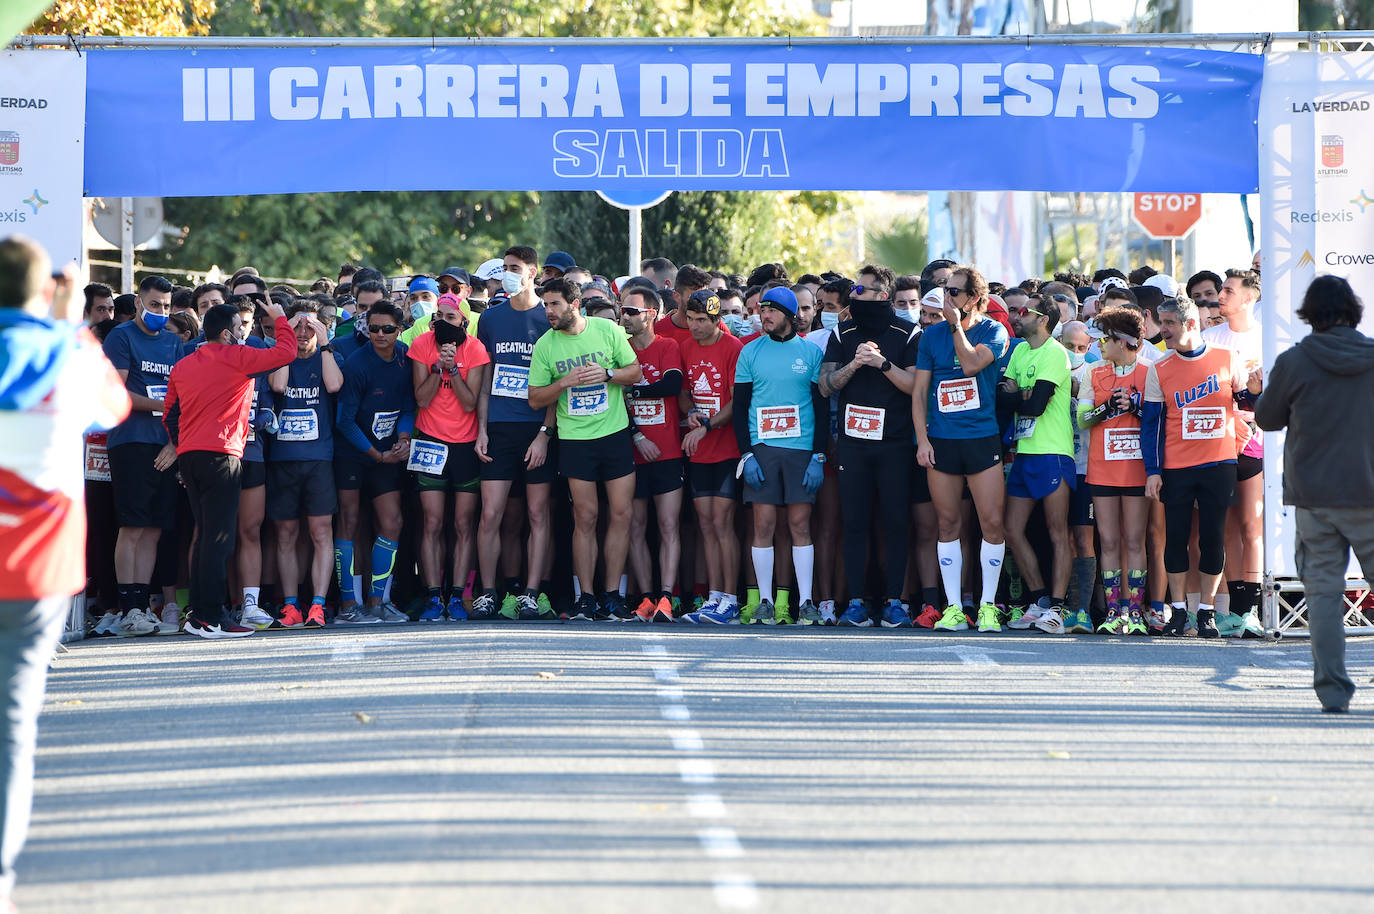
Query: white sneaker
92 611 121 636
819 600 837 626
1032 607 1066 634
241 603 276 630
1007 605 1041 630
154 604 182 635
116 608 158 637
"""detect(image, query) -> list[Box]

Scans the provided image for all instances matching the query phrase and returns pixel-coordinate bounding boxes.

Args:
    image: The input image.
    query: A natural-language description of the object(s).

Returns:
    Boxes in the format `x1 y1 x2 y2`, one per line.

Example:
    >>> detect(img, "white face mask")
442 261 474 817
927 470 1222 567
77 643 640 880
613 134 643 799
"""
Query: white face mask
501 270 524 295
819 311 840 330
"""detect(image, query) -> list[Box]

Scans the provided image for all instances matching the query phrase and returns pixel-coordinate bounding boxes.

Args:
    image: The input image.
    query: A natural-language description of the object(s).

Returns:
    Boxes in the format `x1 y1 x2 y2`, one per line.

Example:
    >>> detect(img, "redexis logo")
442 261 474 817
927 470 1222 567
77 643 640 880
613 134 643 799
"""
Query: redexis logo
1324 250 1374 265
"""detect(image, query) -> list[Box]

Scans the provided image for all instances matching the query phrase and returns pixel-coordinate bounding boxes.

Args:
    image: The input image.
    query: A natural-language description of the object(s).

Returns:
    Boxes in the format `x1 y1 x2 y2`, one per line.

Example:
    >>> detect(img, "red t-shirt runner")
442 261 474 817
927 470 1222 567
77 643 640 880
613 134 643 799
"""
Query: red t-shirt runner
679 332 742 465
654 312 729 349
629 335 684 464
408 331 491 444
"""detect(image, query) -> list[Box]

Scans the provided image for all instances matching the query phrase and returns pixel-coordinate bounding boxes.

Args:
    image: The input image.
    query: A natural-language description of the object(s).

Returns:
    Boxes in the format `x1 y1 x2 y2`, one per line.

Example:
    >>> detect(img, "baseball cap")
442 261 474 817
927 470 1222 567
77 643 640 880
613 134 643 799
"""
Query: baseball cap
408 276 439 295
1099 276 1129 295
1143 273 1179 297
439 266 471 286
686 289 721 317
474 259 504 282
543 251 577 274
921 290 944 310
581 277 613 299
760 286 798 315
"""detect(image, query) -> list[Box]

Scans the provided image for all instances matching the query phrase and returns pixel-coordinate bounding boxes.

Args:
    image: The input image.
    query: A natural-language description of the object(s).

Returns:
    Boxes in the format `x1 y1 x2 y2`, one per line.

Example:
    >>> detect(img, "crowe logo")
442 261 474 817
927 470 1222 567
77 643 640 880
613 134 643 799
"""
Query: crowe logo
1325 250 1374 266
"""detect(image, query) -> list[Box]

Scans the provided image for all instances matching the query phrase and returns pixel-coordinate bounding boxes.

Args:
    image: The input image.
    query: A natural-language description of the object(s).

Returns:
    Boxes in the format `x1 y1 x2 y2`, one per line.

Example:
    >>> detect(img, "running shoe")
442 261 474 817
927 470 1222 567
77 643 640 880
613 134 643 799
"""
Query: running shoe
1195 609 1219 639
116 607 158 637
914 604 942 629
691 595 706 613
418 598 445 622
1097 607 1127 635
275 604 305 629
756 599 776 626
184 612 254 640
241 603 276 631
498 592 520 620
797 600 821 625
1240 609 1266 639
336 600 361 620
519 594 542 621
680 599 717 624
838 599 872 628
304 604 326 628
1214 611 1245 638
447 597 468 622
772 600 792 625
568 594 599 622
740 599 760 625
1145 605 1167 634
881 600 912 629
469 590 497 620
819 600 838 626
334 603 379 625
91 611 121 637
933 604 968 631
536 592 556 619
976 602 1001 633
155 604 182 635
1162 607 1190 636
635 596 656 622
1124 608 1148 635
697 600 740 624
1033 607 1066 634
603 594 632 621
1067 608 1093 634
653 596 676 623
374 602 408 624
1007 605 1039 631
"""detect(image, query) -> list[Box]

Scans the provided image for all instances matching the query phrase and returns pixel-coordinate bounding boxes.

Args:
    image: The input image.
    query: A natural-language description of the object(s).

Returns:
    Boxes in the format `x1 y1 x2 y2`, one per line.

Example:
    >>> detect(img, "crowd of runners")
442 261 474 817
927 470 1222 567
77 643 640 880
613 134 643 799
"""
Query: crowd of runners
77 247 1272 640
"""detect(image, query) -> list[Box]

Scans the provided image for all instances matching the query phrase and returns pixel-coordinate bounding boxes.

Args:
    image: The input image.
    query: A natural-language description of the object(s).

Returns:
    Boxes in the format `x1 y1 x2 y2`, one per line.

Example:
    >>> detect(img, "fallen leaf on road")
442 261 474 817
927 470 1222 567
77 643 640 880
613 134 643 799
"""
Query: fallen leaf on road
60 699 82 706
353 711 374 725
279 684 311 692
1048 750 1071 760
1044 672 1063 678
536 670 562 680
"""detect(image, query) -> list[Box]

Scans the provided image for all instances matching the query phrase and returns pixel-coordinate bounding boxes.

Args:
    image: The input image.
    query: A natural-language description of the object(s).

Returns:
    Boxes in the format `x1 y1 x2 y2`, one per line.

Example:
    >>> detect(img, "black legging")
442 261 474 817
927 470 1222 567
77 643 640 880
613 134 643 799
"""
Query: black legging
837 441 910 601
179 451 243 621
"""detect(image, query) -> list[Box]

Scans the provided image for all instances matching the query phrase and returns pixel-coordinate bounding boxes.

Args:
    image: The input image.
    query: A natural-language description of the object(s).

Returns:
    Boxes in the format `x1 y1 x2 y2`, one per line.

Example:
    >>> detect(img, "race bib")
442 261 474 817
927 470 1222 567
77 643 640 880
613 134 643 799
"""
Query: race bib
1181 406 1226 440
491 363 530 399
407 438 449 474
632 399 667 426
568 383 610 416
693 394 721 416
758 405 801 440
146 383 167 417
936 377 980 413
277 408 320 442
84 441 111 482
843 404 885 441
1103 427 1142 461
371 410 400 440
247 390 259 443
1012 416 1037 441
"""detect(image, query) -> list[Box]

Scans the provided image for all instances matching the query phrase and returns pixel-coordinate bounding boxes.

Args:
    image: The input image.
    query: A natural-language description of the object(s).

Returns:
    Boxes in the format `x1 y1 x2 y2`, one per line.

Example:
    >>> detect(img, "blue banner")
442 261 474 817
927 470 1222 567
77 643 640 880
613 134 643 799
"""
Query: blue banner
83 43 1262 197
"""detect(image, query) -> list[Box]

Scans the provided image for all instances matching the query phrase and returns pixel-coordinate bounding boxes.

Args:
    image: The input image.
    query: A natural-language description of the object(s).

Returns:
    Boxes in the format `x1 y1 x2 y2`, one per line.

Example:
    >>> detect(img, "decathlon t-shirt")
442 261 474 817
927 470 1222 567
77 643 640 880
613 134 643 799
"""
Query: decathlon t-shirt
271 350 335 462
102 320 184 447
528 316 637 441
736 334 822 452
1003 337 1074 457
915 317 1008 440
408 332 490 444
475 300 549 424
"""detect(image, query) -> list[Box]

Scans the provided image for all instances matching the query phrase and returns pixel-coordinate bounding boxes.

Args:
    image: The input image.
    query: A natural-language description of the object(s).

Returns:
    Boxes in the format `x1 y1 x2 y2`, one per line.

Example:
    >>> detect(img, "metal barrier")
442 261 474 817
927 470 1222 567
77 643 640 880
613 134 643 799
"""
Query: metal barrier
1264 577 1374 638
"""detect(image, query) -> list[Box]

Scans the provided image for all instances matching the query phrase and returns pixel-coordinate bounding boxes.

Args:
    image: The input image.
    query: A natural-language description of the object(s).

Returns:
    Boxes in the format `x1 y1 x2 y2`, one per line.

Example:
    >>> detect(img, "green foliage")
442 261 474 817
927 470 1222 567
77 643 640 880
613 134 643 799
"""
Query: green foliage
866 214 929 277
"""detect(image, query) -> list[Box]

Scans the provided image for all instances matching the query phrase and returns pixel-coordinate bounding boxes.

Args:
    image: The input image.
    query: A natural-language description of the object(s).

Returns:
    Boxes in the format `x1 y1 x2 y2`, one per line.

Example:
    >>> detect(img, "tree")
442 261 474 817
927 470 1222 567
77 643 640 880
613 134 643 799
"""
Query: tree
29 0 215 36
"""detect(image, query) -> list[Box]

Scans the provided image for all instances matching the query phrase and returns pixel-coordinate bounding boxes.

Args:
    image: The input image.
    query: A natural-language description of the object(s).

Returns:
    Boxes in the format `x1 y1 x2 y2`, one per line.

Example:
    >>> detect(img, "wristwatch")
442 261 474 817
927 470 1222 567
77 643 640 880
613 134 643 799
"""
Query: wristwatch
812 453 826 464
604 366 614 381
538 424 552 437
320 343 334 353
879 358 892 372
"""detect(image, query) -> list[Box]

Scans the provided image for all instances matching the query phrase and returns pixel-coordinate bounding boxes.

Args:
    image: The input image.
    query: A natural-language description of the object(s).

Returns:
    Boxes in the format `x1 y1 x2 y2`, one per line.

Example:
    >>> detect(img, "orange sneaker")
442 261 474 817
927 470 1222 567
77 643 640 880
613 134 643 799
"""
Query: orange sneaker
305 604 326 628
914 604 942 629
653 596 676 623
635 597 655 621
275 604 305 629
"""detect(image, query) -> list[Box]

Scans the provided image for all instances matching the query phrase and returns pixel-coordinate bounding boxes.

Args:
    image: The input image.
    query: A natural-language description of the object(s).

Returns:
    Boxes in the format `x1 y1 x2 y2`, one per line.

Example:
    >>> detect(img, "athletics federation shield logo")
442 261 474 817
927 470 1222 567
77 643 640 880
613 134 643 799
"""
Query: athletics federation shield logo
1322 135 1344 168
0 132 17 166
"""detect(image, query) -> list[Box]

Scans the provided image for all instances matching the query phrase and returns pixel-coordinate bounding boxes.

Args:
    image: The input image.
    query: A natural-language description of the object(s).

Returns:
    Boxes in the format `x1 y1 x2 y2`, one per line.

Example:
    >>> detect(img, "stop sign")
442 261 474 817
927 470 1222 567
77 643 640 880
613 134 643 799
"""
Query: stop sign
1133 193 1202 239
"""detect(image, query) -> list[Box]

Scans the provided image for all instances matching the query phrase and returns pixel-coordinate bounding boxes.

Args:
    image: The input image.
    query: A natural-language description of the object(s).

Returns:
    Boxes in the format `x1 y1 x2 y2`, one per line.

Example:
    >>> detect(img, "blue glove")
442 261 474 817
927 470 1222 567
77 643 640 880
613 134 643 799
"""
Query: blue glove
740 453 766 490
256 409 280 436
802 453 825 495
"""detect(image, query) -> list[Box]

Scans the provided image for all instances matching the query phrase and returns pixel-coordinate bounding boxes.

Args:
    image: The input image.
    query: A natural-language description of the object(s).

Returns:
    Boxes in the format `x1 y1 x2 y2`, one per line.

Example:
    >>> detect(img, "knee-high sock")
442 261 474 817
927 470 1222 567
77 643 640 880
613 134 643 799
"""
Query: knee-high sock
751 547 774 605
937 540 962 608
792 545 814 605
369 537 398 601
1072 556 1098 612
979 540 1004 606
334 541 356 603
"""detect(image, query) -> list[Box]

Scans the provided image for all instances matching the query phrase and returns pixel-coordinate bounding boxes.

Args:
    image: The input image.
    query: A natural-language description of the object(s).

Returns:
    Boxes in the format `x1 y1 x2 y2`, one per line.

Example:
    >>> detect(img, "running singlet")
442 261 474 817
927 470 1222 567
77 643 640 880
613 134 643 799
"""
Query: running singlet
475 301 549 424
1202 321 1263 460
914 316 1008 440
528 316 637 441
823 320 920 445
241 336 272 464
1002 337 1074 457
336 342 416 457
1145 346 1249 470
271 349 335 462
101 319 184 447
1082 360 1149 487
631 335 684 464
408 332 490 444
737 334 823 452
678 332 743 464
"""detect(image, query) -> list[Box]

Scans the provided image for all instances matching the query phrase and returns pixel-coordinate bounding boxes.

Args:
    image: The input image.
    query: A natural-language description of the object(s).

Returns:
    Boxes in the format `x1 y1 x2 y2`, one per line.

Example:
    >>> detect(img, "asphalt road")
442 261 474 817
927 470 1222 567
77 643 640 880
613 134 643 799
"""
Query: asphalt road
15 624 1374 913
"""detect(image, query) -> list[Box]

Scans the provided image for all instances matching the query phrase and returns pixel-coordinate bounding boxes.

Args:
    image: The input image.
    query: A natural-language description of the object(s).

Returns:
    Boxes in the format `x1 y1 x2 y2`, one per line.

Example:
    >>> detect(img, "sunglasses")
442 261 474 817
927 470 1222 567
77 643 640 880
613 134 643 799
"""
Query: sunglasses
368 324 399 334
944 287 970 297
620 306 651 316
849 284 879 298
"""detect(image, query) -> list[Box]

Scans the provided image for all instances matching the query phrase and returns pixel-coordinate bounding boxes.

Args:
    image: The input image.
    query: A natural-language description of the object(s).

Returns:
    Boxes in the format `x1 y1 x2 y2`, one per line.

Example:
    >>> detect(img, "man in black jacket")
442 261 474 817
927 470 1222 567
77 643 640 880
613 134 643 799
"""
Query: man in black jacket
1255 274 1374 713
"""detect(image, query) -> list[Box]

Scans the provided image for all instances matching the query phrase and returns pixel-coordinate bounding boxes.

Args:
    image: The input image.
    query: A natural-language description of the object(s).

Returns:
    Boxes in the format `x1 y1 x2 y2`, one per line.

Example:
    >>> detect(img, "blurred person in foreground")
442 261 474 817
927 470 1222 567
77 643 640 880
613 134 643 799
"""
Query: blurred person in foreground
0 236 131 904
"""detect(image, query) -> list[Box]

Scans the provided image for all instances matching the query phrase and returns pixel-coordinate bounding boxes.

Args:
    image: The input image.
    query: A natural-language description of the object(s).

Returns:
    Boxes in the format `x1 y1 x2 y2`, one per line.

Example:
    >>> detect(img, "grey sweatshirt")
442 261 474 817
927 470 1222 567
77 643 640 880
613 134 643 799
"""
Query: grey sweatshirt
1255 325 1374 506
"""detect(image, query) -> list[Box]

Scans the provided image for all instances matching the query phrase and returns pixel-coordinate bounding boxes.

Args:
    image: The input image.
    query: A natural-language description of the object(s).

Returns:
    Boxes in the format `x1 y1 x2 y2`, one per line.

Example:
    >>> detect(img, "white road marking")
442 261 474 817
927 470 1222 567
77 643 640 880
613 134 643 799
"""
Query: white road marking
656 687 686 702
679 759 716 784
895 645 1036 668
687 793 728 818
671 730 705 751
330 641 364 663
643 644 669 657
713 875 760 910
654 666 681 683
698 827 744 858
662 704 692 721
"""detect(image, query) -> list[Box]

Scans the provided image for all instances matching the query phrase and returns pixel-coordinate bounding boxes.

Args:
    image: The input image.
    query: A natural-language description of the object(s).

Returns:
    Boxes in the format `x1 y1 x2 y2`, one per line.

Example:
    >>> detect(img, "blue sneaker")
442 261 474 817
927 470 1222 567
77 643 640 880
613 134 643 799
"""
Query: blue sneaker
880 599 911 628
838 599 872 628
683 599 740 625
446 597 467 621
680 599 717 624
418 598 444 623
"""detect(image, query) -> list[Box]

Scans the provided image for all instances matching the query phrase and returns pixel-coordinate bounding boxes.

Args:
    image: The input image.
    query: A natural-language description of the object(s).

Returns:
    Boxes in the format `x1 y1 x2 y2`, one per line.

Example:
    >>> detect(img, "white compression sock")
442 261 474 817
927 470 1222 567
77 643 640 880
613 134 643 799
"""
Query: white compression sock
792 545 814 605
751 547 774 605
242 587 260 610
980 540 1005 605
937 540 962 608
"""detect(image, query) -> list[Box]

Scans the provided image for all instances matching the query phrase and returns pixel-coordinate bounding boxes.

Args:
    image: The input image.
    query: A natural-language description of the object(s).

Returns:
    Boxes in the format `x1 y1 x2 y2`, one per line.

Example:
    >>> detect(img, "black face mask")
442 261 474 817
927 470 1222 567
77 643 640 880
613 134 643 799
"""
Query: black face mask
433 317 467 346
848 298 893 334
